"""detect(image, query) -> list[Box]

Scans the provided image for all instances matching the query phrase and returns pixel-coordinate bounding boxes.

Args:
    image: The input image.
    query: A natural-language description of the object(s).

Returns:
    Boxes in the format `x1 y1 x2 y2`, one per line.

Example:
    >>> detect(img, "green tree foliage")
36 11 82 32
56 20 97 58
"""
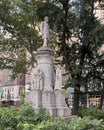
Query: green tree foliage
7 90 11 101
0 0 42 77
20 88 25 104
77 107 104 120
49 0 104 112
74 0 104 111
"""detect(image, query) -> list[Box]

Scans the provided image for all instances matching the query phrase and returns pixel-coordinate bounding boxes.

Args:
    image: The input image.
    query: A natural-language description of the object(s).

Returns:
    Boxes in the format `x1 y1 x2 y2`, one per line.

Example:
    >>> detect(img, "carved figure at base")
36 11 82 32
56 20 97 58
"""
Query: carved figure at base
40 16 50 47
31 68 44 90
54 65 63 90
38 69 44 90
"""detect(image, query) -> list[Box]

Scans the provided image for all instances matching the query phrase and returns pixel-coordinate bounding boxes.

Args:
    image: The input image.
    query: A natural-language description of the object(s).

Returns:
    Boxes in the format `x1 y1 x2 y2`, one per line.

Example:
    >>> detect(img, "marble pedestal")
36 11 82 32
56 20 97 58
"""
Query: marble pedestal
54 90 71 116
25 90 42 109
34 47 54 91
25 90 71 117
26 46 71 117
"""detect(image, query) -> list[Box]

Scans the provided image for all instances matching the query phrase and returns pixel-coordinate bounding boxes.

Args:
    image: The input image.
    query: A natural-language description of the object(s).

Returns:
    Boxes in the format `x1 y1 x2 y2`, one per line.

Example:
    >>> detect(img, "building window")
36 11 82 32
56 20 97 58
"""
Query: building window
12 88 14 91
5 70 14 86
12 94 14 98
5 88 7 93
5 94 7 98
5 70 11 82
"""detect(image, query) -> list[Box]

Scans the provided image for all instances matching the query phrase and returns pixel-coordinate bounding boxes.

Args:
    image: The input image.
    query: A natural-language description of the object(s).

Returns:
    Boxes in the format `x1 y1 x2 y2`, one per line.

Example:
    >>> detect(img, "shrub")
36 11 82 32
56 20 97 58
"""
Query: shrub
69 116 104 130
19 117 104 130
77 107 104 120
0 104 104 130
0 104 51 130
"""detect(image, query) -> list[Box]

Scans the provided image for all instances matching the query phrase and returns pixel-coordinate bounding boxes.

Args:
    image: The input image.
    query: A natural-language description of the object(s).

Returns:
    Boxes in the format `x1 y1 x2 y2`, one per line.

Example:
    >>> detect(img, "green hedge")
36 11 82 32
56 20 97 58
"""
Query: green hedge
77 107 104 120
17 117 104 130
0 104 104 130
0 104 51 130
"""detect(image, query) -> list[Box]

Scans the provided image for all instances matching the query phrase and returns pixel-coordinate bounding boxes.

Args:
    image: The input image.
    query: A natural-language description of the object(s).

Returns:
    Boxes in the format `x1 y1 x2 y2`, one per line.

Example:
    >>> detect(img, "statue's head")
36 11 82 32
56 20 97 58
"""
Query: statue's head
57 64 61 69
44 16 49 22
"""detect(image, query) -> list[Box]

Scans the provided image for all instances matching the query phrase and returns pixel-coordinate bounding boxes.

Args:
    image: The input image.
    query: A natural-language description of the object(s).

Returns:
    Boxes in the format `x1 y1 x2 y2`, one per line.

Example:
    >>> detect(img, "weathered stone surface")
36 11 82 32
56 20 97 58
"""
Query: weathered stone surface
25 17 71 117
54 90 71 116
25 90 42 109
34 47 54 91
25 90 71 117
54 65 63 90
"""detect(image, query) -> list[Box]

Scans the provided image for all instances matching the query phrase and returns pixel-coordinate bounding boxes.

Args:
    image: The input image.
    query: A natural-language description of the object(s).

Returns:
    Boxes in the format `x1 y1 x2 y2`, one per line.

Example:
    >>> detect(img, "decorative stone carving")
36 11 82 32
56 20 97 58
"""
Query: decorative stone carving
35 48 54 91
38 69 44 90
40 16 50 47
31 67 44 90
54 65 63 90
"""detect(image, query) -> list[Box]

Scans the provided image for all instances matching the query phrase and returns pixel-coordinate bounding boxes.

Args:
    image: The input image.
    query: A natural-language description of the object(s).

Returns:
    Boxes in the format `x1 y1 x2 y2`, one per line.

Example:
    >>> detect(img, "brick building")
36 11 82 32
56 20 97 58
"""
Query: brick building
0 70 30 103
0 69 20 102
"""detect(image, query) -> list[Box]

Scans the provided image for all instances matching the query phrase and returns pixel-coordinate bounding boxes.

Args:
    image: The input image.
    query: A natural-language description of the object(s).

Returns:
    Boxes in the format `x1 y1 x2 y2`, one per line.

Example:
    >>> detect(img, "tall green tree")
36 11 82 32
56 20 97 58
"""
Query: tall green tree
40 0 104 112
56 0 104 112
0 0 42 78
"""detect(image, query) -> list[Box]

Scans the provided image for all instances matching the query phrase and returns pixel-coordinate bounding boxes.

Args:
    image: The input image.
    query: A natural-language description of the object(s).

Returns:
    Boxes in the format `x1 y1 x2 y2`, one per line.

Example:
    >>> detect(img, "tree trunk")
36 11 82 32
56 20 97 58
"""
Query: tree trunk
18 73 26 86
21 73 26 86
99 82 104 109
73 85 80 114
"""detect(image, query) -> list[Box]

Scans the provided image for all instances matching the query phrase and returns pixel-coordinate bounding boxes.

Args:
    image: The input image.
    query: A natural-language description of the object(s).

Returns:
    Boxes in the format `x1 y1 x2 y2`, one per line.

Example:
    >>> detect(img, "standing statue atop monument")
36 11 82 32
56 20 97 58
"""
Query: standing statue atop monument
40 16 50 47
54 65 63 90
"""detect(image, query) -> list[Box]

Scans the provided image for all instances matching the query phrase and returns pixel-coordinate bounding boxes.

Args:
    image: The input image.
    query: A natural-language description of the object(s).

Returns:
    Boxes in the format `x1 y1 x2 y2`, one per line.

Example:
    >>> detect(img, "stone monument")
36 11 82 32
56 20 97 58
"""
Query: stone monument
40 16 50 47
25 16 71 117
55 65 63 90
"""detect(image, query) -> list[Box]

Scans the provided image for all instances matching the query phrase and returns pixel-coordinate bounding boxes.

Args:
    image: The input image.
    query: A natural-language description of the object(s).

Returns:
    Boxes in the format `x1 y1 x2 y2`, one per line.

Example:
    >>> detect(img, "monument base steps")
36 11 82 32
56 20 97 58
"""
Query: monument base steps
25 90 71 117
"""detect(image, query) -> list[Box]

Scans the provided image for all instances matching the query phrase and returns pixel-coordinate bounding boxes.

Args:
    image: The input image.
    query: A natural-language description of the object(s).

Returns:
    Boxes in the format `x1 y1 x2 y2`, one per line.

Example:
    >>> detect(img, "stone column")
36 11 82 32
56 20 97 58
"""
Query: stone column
34 47 54 91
